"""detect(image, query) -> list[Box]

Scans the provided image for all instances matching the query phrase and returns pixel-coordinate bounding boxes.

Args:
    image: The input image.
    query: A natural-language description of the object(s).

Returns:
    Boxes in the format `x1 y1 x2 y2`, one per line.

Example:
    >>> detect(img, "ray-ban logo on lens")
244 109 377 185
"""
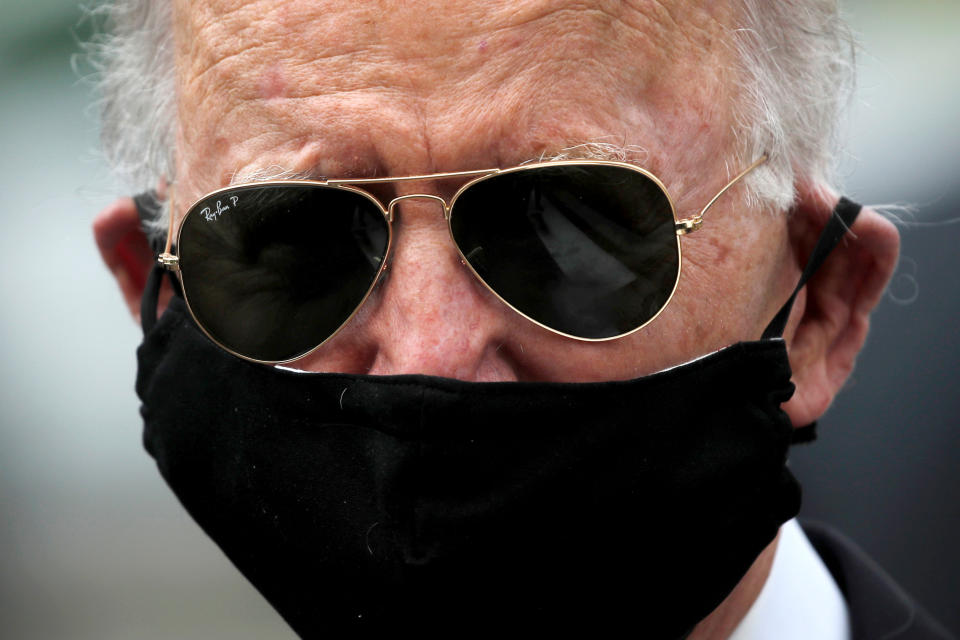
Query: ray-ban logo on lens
201 195 240 221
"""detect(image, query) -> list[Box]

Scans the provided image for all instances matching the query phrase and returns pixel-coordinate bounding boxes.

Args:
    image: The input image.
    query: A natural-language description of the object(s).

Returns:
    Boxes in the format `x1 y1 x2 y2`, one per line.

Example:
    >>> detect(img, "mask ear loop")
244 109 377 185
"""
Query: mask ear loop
762 197 862 339
140 264 164 335
760 196 862 443
134 191 182 335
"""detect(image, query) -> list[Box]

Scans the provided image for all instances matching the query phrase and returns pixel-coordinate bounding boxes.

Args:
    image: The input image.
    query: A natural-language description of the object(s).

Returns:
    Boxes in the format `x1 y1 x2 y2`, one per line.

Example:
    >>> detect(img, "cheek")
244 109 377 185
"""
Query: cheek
675 217 791 344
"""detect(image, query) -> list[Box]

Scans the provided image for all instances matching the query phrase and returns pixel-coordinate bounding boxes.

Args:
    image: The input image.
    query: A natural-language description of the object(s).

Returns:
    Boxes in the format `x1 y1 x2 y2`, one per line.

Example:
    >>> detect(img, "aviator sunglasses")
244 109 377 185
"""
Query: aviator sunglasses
157 155 767 363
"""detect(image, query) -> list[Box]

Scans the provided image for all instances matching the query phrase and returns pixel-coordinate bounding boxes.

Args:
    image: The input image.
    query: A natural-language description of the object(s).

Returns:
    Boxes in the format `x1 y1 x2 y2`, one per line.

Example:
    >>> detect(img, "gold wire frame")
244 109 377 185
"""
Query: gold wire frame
159 155 768 364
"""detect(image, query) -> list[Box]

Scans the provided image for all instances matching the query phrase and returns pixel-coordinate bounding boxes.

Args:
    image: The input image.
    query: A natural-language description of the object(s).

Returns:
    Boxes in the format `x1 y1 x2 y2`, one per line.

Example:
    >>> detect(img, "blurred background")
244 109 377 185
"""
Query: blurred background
0 0 957 637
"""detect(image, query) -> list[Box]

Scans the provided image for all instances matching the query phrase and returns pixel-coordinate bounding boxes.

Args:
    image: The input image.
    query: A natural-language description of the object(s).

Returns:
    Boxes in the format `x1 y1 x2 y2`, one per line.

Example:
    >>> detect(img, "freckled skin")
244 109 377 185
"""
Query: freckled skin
171 2 794 635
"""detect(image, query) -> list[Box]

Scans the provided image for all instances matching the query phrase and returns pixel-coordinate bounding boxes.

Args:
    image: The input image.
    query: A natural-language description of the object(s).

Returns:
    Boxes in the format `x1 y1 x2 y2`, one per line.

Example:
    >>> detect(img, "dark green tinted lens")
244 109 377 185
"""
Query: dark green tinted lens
179 184 389 361
449 164 679 339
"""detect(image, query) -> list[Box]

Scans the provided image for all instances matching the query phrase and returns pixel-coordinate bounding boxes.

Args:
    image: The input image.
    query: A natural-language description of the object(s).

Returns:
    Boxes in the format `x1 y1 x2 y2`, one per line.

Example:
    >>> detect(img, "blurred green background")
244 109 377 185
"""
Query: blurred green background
1 1 958 638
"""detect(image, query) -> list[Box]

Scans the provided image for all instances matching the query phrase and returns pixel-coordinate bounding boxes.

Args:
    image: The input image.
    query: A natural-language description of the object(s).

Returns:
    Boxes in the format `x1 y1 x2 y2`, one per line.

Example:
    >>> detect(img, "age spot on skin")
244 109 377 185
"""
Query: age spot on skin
705 236 732 266
213 136 230 155
259 63 287 100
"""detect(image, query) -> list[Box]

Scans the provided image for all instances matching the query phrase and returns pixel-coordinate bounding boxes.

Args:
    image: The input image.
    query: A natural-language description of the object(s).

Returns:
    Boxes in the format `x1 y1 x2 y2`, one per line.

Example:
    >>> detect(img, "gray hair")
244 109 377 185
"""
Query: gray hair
734 0 857 213
82 0 175 239
82 0 857 237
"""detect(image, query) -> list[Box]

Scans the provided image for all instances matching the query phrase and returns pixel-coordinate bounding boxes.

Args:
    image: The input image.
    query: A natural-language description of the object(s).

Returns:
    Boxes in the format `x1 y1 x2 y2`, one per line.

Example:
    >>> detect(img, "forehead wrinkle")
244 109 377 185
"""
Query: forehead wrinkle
176 0 727 103
174 0 741 209
177 1 402 110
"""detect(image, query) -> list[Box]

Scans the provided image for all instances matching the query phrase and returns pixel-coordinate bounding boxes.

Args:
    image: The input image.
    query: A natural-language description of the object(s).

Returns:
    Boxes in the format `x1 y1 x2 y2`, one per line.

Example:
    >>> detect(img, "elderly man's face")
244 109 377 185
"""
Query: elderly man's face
170 0 793 382
90 2 902 636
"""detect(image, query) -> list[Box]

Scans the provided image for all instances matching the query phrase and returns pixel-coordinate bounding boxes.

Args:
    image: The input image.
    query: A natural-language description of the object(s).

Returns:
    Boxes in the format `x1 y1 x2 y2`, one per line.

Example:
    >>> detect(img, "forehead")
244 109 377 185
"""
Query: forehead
173 0 740 189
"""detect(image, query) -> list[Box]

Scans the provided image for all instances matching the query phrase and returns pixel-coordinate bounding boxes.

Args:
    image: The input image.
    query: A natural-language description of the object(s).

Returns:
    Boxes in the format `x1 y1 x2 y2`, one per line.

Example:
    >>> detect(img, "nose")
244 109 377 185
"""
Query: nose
341 194 520 381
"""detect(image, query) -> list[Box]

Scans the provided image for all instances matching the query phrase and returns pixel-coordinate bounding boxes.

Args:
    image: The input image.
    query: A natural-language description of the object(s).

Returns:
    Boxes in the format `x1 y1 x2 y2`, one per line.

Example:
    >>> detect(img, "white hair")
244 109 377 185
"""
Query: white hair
82 0 857 239
81 0 175 240
733 0 857 213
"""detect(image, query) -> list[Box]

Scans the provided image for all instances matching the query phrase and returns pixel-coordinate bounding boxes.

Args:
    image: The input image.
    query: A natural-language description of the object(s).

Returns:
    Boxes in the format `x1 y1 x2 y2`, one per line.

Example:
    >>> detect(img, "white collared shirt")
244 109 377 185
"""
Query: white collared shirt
728 518 851 640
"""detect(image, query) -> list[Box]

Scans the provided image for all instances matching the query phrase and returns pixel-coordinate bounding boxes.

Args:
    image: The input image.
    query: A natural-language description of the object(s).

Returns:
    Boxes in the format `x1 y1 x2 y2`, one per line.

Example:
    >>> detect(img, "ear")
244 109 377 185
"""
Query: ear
93 197 156 322
780 185 901 427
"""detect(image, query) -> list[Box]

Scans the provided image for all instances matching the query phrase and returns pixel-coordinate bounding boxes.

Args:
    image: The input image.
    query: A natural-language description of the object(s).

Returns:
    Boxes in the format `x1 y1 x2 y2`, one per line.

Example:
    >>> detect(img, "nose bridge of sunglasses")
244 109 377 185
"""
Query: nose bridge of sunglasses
387 193 450 222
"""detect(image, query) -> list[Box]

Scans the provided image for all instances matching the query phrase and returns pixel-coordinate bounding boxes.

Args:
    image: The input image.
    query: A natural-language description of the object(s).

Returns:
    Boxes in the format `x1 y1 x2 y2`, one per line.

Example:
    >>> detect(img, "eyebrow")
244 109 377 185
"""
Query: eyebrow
229 140 650 186
526 141 649 165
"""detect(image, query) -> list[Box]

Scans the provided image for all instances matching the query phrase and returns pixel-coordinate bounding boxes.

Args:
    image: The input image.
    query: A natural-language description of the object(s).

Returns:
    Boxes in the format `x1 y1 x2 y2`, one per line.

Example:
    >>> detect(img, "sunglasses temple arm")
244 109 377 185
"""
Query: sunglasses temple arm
158 193 180 272
675 154 768 235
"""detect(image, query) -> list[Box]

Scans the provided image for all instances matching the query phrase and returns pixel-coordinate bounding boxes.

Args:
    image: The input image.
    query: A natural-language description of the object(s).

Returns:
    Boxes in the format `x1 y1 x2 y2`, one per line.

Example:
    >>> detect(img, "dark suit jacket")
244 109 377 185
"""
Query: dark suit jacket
801 521 955 640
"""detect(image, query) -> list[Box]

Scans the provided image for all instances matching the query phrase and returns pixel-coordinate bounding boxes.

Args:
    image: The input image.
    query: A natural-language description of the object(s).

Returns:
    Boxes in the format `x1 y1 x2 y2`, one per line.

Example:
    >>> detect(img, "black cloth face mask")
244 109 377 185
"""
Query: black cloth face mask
135 196 862 638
